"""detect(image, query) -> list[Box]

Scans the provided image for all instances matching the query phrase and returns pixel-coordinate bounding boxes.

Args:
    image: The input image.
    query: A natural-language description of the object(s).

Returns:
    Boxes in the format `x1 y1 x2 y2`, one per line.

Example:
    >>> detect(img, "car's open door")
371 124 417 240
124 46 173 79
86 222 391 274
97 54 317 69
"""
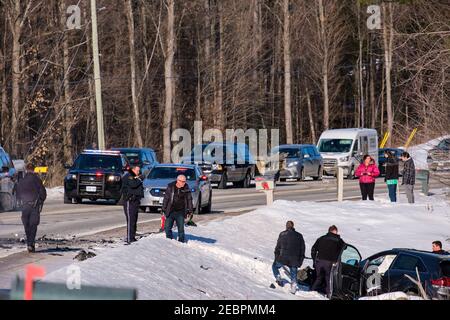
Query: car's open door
331 244 362 300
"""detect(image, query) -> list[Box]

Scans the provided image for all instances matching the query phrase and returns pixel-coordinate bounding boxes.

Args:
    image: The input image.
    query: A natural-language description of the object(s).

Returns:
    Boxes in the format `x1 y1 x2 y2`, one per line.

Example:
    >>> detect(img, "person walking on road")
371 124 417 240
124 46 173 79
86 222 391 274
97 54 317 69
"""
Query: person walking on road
121 166 144 244
384 150 399 202
162 175 193 243
401 152 416 204
311 225 346 298
16 163 47 253
272 221 306 294
355 155 380 201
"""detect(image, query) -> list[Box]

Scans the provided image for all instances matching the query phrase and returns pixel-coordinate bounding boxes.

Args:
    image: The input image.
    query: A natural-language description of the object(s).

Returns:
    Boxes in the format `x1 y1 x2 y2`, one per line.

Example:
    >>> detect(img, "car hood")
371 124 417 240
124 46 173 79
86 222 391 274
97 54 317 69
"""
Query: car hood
143 179 196 189
319 152 349 159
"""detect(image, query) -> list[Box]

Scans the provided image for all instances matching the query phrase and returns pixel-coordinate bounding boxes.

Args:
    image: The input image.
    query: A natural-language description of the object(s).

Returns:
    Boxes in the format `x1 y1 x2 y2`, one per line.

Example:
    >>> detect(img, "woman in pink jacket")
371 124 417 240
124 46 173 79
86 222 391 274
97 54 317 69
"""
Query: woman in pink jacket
355 155 380 201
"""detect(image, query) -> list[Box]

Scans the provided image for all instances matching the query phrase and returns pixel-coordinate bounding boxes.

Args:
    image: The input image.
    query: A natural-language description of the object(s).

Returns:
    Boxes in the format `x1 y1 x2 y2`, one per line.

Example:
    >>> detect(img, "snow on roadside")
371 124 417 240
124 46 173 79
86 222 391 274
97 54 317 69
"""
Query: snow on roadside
43 191 450 300
45 186 64 201
408 135 450 170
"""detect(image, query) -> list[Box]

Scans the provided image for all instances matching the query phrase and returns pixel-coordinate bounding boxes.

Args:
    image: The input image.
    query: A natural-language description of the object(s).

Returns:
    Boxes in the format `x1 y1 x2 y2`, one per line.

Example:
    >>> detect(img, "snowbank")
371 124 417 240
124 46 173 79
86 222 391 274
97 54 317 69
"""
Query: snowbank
45 186 64 201
408 135 450 169
44 192 450 300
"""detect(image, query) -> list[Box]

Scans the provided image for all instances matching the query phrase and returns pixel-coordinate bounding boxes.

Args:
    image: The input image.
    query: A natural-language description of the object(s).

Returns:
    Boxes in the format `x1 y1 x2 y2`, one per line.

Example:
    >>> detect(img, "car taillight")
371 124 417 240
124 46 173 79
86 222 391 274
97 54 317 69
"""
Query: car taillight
431 277 450 287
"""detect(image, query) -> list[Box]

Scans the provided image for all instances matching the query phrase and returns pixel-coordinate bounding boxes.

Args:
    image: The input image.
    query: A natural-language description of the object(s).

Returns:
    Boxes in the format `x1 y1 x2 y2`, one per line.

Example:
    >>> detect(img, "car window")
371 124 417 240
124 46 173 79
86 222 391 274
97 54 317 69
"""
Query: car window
147 167 196 181
74 154 122 171
151 151 158 163
273 148 300 158
123 152 142 166
365 254 397 275
391 254 427 273
318 139 354 153
341 245 361 266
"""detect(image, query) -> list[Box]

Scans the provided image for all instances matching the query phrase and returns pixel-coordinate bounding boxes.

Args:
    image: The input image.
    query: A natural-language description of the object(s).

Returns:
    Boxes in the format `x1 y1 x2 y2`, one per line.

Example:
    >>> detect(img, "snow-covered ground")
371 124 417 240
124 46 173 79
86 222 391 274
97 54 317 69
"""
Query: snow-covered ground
43 190 450 300
45 186 64 201
408 135 450 169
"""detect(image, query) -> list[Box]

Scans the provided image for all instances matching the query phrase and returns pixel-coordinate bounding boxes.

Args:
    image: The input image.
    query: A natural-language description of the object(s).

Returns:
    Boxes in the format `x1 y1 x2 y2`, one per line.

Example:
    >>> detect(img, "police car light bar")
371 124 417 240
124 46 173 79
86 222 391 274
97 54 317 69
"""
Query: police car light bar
83 149 121 155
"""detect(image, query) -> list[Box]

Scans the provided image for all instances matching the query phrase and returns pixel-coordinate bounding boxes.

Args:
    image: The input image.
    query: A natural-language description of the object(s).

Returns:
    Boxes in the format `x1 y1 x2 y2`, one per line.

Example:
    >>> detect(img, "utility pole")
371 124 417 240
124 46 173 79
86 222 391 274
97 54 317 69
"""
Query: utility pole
90 0 105 150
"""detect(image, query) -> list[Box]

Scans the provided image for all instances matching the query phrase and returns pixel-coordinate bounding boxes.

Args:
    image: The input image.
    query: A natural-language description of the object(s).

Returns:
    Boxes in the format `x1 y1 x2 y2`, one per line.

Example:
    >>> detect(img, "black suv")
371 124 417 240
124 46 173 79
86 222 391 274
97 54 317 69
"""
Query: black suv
112 148 159 177
182 142 256 189
300 246 450 300
64 150 130 204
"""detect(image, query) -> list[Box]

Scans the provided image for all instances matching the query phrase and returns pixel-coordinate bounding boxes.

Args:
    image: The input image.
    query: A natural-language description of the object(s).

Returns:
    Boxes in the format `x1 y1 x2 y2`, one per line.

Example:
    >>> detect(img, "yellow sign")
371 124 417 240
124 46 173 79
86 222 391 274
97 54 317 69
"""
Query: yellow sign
34 167 48 174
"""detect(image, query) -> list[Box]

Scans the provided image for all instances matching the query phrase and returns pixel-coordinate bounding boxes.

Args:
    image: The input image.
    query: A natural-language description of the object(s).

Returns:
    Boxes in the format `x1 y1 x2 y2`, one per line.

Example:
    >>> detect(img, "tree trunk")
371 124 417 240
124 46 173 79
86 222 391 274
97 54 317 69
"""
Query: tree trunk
283 0 293 144
216 0 224 131
318 0 329 130
0 37 7 144
305 84 316 143
10 0 22 155
382 2 394 146
163 0 175 162
61 0 73 164
125 0 144 147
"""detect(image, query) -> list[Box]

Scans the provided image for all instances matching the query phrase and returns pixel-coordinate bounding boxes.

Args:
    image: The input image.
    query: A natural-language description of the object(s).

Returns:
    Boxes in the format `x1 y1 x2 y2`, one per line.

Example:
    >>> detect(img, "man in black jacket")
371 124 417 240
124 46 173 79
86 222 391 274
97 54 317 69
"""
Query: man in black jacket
272 221 305 294
162 175 193 243
16 163 47 253
311 225 346 297
121 166 144 244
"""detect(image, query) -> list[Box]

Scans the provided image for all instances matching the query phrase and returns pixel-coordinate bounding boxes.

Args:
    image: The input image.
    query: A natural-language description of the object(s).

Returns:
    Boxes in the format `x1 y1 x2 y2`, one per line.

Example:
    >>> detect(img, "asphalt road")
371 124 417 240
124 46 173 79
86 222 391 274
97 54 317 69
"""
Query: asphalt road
0 177 446 241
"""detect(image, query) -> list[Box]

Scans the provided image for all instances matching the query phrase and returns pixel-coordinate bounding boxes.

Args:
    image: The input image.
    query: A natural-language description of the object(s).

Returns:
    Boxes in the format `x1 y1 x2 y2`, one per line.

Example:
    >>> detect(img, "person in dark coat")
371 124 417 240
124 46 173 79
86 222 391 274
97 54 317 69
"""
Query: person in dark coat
272 221 306 294
384 150 399 202
16 163 47 253
310 225 346 297
121 166 144 244
162 175 193 243
401 152 416 203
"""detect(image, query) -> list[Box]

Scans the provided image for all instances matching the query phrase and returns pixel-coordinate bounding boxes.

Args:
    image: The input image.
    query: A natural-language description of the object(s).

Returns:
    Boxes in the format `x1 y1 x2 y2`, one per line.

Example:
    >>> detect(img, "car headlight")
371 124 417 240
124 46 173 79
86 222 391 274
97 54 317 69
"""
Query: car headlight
66 174 77 180
339 156 349 162
212 164 223 171
107 175 121 182
288 161 298 167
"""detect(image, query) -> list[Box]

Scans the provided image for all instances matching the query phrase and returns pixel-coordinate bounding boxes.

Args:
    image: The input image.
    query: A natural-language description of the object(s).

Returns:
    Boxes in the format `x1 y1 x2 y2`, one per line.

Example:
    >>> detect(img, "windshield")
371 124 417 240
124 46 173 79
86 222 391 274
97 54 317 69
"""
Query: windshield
271 148 300 158
147 167 196 181
318 139 354 153
437 139 450 150
123 152 141 165
74 154 122 171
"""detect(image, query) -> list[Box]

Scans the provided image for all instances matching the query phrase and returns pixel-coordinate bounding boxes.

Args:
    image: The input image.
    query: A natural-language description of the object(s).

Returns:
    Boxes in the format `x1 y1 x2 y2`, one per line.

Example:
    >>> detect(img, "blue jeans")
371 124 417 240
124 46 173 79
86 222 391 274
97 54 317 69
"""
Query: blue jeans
387 184 397 202
165 213 185 242
272 261 297 284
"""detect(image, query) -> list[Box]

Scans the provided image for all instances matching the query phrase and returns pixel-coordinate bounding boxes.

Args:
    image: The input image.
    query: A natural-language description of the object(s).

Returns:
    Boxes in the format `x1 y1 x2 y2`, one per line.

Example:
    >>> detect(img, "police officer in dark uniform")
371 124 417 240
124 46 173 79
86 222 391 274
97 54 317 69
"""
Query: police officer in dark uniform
121 166 144 244
16 163 47 253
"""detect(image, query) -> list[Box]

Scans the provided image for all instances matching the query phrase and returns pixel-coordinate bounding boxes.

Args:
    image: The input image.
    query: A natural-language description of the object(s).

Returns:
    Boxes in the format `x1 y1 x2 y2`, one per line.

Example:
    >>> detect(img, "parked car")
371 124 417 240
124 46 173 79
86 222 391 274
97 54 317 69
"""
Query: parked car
378 148 404 176
317 128 379 179
427 138 450 171
0 146 18 211
112 148 158 177
182 142 256 189
299 246 450 300
64 150 130 204
270 144 323 181
141 164 212 214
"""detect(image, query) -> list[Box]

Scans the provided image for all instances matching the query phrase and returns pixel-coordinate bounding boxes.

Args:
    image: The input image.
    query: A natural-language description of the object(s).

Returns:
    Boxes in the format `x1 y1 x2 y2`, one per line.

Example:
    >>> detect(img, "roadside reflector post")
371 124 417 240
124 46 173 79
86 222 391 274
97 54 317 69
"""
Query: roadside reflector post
255 176 275 206
337 166 344 202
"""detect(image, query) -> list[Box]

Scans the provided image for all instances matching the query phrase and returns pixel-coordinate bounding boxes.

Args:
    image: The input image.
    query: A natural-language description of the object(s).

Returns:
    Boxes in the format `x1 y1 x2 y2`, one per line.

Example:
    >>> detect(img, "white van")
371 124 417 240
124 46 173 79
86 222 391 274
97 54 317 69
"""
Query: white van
317 128 379 179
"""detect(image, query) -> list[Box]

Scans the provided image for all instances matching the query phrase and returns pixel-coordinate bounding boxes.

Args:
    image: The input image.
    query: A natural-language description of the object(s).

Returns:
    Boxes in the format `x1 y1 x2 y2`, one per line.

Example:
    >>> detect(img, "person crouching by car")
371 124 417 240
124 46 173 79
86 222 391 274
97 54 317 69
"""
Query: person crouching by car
272 221 305 294
355 155 380 201
162 175 193 243
384 150 399 202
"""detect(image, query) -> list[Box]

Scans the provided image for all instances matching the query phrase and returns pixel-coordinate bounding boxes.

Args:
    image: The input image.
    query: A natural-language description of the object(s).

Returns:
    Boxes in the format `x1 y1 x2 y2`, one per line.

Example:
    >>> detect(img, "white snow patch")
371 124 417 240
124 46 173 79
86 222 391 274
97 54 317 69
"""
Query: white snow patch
45 186 64 201
43 192 450 300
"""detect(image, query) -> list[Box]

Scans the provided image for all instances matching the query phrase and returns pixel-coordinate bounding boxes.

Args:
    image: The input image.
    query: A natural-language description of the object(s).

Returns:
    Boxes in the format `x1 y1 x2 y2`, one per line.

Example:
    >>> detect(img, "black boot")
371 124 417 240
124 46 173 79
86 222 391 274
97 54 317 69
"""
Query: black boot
27 245 35 253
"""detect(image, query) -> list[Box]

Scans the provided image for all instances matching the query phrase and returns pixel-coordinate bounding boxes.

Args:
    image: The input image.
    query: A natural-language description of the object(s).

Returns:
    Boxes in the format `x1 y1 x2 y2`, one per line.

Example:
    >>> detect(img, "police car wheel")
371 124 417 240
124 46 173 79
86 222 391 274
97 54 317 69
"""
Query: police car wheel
75 197 82 204
64 193 72 204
